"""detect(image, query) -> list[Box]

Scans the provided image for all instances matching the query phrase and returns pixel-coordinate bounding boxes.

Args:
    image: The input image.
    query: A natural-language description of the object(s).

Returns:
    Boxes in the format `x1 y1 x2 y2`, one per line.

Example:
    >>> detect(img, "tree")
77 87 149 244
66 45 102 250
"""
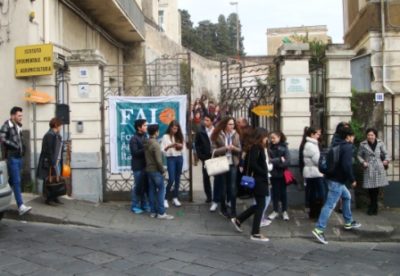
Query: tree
215 15 231 56
179 10 246 58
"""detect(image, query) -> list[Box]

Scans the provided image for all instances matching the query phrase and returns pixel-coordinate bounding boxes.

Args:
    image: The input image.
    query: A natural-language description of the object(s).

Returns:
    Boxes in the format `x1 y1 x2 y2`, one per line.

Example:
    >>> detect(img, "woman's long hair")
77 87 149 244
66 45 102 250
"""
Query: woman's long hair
166 120 184 143
211 116 235 142
244 127 268 153
270 130 287 143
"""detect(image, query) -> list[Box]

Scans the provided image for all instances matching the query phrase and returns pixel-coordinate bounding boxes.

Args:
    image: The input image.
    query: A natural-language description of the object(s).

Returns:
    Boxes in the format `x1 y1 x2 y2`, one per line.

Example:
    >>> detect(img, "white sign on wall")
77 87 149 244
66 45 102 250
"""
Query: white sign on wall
375 92 384 102
78 83 90 98
286 77 307 93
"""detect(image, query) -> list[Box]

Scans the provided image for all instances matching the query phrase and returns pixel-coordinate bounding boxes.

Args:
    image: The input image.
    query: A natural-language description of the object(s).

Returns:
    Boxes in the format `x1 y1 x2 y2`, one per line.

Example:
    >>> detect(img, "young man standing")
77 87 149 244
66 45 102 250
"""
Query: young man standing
129 119 149 214
144 124 173 219
312 127 361 244
195 114 217 209
0 107 32 215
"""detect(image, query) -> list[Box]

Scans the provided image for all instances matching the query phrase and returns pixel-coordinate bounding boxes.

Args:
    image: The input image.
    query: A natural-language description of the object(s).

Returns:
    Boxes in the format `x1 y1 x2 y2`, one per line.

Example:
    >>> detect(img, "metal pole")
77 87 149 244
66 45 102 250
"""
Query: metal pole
187 52 193 202
32 77 38 193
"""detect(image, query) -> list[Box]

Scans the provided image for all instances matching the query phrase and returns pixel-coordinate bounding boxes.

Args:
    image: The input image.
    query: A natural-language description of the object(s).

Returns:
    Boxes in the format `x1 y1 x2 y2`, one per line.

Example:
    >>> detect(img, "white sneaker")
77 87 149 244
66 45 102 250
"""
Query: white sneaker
260 218 272 227
250 234 270 242
18 204 32 216
157 213 174 220
283 211 290 221
150 213 157 218
164 200 169 208
172 198 182 207
209 202 218 212
268 211 279 220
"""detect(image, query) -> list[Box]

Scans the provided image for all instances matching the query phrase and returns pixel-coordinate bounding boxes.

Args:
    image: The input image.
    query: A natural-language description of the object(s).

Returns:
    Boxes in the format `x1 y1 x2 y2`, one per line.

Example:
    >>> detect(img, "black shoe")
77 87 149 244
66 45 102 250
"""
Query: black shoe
205 198 212 203
45 199 56 206
53 198 64 205
219 210 231 219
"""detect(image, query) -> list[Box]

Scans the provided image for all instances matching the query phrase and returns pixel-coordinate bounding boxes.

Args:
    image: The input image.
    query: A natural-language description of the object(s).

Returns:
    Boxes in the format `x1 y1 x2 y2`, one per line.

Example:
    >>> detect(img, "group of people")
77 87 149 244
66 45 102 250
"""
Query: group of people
1 105 391 245
129 119 188 220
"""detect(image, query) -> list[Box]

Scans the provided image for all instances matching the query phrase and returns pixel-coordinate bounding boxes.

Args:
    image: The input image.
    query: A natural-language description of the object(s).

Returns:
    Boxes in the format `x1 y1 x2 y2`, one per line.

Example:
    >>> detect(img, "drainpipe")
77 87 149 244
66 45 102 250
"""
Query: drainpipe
381 0 396 162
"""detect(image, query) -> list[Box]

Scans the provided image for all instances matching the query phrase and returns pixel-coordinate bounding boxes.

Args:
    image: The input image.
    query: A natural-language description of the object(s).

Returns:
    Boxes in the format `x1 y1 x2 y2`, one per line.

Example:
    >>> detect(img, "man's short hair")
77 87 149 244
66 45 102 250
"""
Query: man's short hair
204 113 215 122
134 119 147 131
147 124 159 136
49 118 63 128
10 106 23 115
339 127 354 140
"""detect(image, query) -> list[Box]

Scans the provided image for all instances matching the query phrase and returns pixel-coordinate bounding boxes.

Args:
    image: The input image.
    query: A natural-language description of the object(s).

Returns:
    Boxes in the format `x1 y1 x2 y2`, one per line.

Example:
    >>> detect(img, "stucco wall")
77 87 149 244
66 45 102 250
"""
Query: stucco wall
145 24 221 101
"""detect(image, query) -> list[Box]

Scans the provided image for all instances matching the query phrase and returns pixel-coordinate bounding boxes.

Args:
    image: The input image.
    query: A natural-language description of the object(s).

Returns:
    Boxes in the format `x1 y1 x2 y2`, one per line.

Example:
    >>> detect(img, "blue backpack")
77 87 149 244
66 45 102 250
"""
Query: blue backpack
318 145 340 175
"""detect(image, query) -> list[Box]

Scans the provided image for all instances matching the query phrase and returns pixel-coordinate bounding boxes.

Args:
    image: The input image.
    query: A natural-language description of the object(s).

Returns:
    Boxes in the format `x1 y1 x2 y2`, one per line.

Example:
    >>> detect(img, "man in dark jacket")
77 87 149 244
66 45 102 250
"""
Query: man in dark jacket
195 114 216 207
312 127 361 245
129 119 149 214
0 107 32 215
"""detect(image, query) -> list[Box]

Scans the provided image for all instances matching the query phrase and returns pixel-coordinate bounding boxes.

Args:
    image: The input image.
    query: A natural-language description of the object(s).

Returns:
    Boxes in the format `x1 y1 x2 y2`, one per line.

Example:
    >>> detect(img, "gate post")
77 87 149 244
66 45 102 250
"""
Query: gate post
324 45 355 142
276 43 311 147
66 49 107 203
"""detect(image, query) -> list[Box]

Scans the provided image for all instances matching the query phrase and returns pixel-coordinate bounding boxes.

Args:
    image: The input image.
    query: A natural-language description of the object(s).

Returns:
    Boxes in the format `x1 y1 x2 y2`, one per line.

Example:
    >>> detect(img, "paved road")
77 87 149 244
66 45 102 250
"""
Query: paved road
0 219 399 276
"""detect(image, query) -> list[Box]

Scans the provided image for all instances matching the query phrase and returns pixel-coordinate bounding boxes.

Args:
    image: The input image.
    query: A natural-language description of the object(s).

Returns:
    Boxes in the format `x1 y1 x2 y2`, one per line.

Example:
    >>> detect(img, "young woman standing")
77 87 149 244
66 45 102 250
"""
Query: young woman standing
161 120 186 208
268 131 290 221
211 117 241 218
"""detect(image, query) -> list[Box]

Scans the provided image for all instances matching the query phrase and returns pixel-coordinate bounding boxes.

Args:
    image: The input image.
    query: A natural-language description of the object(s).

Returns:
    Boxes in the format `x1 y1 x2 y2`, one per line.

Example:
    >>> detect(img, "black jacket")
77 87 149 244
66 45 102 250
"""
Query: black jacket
195 126 212 161
269 142 290 178
245 144 269 197
130 133 147 171
0 120 25 158
37 130 62 180
326 138 355 184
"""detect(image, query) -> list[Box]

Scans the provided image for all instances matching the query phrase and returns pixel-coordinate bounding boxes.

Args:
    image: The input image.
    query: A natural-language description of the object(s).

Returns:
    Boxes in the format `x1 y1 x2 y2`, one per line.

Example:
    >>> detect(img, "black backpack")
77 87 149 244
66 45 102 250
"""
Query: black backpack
318 145 340 175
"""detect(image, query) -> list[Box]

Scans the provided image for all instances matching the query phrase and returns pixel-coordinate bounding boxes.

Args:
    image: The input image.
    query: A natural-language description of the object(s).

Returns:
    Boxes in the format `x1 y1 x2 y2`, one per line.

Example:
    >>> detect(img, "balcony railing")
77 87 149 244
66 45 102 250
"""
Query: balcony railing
115 0 145 39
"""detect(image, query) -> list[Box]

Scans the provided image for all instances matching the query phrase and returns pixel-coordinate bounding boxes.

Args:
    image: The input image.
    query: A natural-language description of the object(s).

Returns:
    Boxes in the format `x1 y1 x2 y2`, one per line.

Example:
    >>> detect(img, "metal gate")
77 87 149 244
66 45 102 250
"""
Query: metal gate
100 53 193 201
310 67 327 143
220 59 279 130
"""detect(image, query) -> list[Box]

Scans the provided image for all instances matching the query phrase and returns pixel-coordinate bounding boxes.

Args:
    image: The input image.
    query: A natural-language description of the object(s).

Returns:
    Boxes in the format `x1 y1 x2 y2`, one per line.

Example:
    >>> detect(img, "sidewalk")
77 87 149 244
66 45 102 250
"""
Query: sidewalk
5 193 400 243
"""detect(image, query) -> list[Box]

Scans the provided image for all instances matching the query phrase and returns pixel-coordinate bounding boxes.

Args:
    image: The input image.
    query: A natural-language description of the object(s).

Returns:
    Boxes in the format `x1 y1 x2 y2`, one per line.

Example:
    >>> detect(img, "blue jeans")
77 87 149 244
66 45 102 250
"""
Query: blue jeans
218 165 237 216
316 180 353 231
147 172 166 215
165 156 183 199
7 157 23 207
271 177 287 212
131 170 149 210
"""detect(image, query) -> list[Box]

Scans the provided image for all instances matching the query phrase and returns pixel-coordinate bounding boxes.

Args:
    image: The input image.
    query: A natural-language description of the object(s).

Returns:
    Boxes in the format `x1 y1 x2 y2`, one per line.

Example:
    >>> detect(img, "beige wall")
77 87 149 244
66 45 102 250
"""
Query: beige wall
158 0 181 45
267 26 330 55
145 24 220 101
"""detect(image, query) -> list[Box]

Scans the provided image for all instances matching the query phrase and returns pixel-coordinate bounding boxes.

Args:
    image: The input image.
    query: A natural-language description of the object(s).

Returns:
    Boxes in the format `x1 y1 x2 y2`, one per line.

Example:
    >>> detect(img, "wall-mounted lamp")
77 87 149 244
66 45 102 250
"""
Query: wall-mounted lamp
76 121 84 133
29 11 35 22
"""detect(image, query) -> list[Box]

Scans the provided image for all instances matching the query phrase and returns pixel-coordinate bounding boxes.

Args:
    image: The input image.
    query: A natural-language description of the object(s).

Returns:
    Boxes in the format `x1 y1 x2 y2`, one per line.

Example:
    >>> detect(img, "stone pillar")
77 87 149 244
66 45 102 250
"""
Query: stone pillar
324 45 355 142
276 43 311 148
66 50 106 202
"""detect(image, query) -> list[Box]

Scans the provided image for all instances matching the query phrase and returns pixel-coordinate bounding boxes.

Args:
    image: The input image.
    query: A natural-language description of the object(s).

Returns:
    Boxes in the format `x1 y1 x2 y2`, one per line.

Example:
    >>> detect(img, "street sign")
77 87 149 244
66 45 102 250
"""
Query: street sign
251 105 274 117
15 44 53 77
375 92 384 102
24 88 52 104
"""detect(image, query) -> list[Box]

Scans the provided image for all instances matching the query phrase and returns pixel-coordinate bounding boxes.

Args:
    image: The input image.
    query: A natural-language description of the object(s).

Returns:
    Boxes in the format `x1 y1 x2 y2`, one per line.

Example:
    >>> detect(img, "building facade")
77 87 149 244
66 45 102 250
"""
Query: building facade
267 25 331 56
0 0 220 202
343 0 400 164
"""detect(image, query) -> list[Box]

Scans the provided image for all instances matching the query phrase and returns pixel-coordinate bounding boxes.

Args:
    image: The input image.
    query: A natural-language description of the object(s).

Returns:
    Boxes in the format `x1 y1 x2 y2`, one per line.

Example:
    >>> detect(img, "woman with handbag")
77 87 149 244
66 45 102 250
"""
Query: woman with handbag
357 128 390 215
230 128 270 242
161 120 186 208
211 117 241 218
268 131 290 221
302 127 325 220
37 118 64 205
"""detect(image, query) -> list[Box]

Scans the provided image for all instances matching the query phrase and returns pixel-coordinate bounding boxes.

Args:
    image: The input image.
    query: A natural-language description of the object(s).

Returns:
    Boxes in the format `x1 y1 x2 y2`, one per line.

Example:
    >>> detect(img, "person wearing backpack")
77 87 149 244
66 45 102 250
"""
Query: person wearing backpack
312 127 361 245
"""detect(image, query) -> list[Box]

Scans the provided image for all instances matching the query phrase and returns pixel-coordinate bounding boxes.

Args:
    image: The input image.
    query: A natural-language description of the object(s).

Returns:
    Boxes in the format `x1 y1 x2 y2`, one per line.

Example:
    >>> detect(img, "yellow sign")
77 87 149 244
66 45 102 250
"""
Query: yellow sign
15 44 53 77
24 88 53 104
251 105 274 117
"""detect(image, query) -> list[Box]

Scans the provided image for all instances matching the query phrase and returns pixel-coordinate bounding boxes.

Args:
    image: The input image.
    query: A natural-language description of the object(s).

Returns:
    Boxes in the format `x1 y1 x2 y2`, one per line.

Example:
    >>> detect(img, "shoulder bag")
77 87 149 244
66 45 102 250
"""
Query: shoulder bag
240 151 256 189
204 150 230 176
45 166 67 198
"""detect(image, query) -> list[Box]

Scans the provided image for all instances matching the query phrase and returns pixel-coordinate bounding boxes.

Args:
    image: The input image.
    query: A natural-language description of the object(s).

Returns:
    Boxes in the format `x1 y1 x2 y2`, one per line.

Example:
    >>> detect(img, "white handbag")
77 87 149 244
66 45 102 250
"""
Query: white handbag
204 151 230 176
